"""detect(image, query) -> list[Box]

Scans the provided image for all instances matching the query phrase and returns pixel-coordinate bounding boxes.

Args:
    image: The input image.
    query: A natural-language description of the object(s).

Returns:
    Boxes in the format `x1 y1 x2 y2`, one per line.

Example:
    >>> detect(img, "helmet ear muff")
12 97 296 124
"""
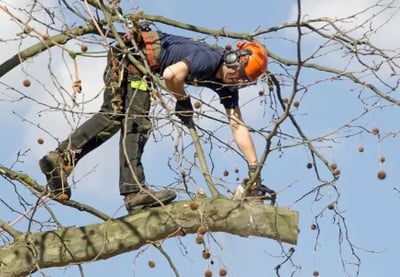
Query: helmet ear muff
223 49 252 68
223 51 240 68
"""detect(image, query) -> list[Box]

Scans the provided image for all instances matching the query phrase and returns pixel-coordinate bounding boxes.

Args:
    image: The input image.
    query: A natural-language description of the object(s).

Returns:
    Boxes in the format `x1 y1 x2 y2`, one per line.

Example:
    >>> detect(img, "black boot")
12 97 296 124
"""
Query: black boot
124 188 177 212
39 151 72 200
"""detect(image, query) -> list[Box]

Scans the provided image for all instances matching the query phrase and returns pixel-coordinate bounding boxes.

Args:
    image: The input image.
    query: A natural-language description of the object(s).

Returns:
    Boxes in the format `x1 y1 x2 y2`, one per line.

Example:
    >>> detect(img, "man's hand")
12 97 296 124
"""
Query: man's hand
175 98 193 125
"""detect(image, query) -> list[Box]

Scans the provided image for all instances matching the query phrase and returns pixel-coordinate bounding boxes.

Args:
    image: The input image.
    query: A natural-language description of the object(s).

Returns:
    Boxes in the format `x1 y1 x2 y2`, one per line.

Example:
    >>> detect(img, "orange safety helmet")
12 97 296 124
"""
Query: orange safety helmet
224 41 268 82
237 41 268 81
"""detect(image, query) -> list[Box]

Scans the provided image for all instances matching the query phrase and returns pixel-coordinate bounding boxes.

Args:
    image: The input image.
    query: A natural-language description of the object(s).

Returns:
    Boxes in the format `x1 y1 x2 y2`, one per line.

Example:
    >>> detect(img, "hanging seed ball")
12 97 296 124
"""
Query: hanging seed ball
194 101 201 109
148 260 156 268
219 268 227 276
202 249 211 259
327 203 335 210
333 169 341 177
310 224 317 230
306 163 313 169
195 235 204 244
330 163 337 170
282 98 289 104
205 269 213 277
258 90 265 96
223 170 229 177
234 168 239 173
37 138 44 145
23 79 31 87
358 146 365 153
198 225 207 235
190 200 199 210
313 270 320 276
379 156 386 163
372 128 379 135
377 170 386 180
80 44 88 52
293 100 300 108
42 33 49 40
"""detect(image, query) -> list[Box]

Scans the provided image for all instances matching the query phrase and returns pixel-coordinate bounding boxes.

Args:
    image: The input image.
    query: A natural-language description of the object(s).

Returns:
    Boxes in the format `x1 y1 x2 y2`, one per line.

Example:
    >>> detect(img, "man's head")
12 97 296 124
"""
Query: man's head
221 42 268 85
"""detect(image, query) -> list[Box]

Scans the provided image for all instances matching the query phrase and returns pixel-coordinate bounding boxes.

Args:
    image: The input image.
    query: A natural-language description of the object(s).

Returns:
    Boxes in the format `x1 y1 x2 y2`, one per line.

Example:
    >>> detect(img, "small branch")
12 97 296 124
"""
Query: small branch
152 242 180 277
0 166 111 221
0 219 22 239
186 120 219 197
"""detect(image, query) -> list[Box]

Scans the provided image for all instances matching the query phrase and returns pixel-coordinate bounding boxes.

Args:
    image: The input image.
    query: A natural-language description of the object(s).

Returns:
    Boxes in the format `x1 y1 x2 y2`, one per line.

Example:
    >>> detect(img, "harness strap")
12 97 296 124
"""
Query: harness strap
141 31 160 71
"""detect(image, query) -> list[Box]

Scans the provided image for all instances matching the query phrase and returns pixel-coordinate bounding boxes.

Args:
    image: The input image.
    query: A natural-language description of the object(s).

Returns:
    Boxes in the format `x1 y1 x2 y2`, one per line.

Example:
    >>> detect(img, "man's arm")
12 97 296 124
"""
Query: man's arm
162 61 189 100
226 107 258 166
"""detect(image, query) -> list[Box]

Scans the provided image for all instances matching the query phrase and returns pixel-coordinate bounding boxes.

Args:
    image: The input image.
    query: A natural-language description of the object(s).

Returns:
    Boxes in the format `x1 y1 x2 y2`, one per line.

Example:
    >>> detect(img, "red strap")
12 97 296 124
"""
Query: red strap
141 32 158 69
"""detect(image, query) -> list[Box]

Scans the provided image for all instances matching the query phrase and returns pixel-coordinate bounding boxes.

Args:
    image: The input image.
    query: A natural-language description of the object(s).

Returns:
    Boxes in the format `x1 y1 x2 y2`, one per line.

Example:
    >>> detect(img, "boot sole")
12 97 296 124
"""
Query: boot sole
127 193 177 212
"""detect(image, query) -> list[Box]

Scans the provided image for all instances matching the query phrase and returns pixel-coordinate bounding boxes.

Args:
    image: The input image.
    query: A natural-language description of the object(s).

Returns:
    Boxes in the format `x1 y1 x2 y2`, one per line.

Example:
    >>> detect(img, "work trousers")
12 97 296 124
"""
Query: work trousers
57 75 151 195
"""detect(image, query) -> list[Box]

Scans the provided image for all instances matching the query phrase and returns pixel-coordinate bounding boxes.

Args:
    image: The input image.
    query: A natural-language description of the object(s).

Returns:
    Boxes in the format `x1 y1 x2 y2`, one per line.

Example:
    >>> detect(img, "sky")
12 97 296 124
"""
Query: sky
1 0 400 276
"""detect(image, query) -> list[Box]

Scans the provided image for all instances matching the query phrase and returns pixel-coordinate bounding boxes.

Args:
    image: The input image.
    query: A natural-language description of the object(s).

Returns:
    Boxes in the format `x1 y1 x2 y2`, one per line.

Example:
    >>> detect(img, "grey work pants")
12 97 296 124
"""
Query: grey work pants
57 78 151 195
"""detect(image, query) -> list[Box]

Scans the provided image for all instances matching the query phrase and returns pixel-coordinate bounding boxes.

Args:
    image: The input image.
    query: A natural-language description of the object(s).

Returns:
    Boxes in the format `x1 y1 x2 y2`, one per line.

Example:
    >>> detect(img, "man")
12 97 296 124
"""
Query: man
39 29 268 212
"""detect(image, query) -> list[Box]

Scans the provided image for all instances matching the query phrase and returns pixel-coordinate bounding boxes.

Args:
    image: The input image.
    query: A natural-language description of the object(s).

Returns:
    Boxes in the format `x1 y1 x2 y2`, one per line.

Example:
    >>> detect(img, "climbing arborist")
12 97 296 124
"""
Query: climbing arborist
39 26 272 213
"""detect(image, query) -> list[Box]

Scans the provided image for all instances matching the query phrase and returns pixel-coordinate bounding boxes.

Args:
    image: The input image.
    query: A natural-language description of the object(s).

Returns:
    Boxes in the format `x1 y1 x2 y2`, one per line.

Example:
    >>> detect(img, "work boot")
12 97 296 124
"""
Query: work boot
124 188 177 212
247 183 276 205
39 151 72 200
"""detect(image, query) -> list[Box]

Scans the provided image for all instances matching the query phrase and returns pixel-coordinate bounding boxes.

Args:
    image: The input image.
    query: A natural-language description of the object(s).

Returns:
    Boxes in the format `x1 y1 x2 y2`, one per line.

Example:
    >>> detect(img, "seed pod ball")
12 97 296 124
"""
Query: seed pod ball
190 200 199 210
80 44 88 52
310 224 317 230
219 268 227 276
148 260 155 268
377 170 386 180
195 235 204 244
23 79 31 87
202 249 211 259
197 225 207 235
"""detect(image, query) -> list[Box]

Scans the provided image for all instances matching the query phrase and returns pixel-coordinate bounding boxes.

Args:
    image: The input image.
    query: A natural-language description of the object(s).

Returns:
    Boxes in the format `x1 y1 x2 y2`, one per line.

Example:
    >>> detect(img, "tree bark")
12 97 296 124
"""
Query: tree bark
0 197 298 277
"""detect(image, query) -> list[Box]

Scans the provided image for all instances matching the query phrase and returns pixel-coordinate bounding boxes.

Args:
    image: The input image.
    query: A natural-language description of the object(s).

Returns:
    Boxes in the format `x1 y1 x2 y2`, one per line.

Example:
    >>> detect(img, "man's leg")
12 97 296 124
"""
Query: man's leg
119 78 176 211
39 89 121 199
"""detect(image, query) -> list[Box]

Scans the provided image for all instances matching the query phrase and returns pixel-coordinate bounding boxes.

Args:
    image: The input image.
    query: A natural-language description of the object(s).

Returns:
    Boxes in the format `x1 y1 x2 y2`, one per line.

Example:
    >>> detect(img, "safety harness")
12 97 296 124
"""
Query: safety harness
105 30 161 113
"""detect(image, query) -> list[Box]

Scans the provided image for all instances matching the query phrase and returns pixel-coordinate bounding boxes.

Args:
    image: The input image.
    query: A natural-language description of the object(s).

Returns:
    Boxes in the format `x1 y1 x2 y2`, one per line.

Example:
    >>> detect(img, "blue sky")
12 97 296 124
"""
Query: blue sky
1 0 400 276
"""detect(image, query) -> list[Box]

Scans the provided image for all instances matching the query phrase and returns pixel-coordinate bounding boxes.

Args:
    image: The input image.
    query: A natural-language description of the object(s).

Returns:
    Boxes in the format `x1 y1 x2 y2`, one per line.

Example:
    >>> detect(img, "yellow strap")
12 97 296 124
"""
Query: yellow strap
130 80 148 91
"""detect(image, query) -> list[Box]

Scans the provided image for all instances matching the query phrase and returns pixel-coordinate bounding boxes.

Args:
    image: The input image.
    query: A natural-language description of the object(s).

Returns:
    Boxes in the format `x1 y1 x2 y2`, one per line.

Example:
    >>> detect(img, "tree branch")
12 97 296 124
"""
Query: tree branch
0 198 298 276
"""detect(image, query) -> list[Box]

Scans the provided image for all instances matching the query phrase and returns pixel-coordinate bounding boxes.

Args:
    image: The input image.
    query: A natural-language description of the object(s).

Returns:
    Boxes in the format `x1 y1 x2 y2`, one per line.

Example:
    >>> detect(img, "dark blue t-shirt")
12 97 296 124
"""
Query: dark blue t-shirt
158 32 238 109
